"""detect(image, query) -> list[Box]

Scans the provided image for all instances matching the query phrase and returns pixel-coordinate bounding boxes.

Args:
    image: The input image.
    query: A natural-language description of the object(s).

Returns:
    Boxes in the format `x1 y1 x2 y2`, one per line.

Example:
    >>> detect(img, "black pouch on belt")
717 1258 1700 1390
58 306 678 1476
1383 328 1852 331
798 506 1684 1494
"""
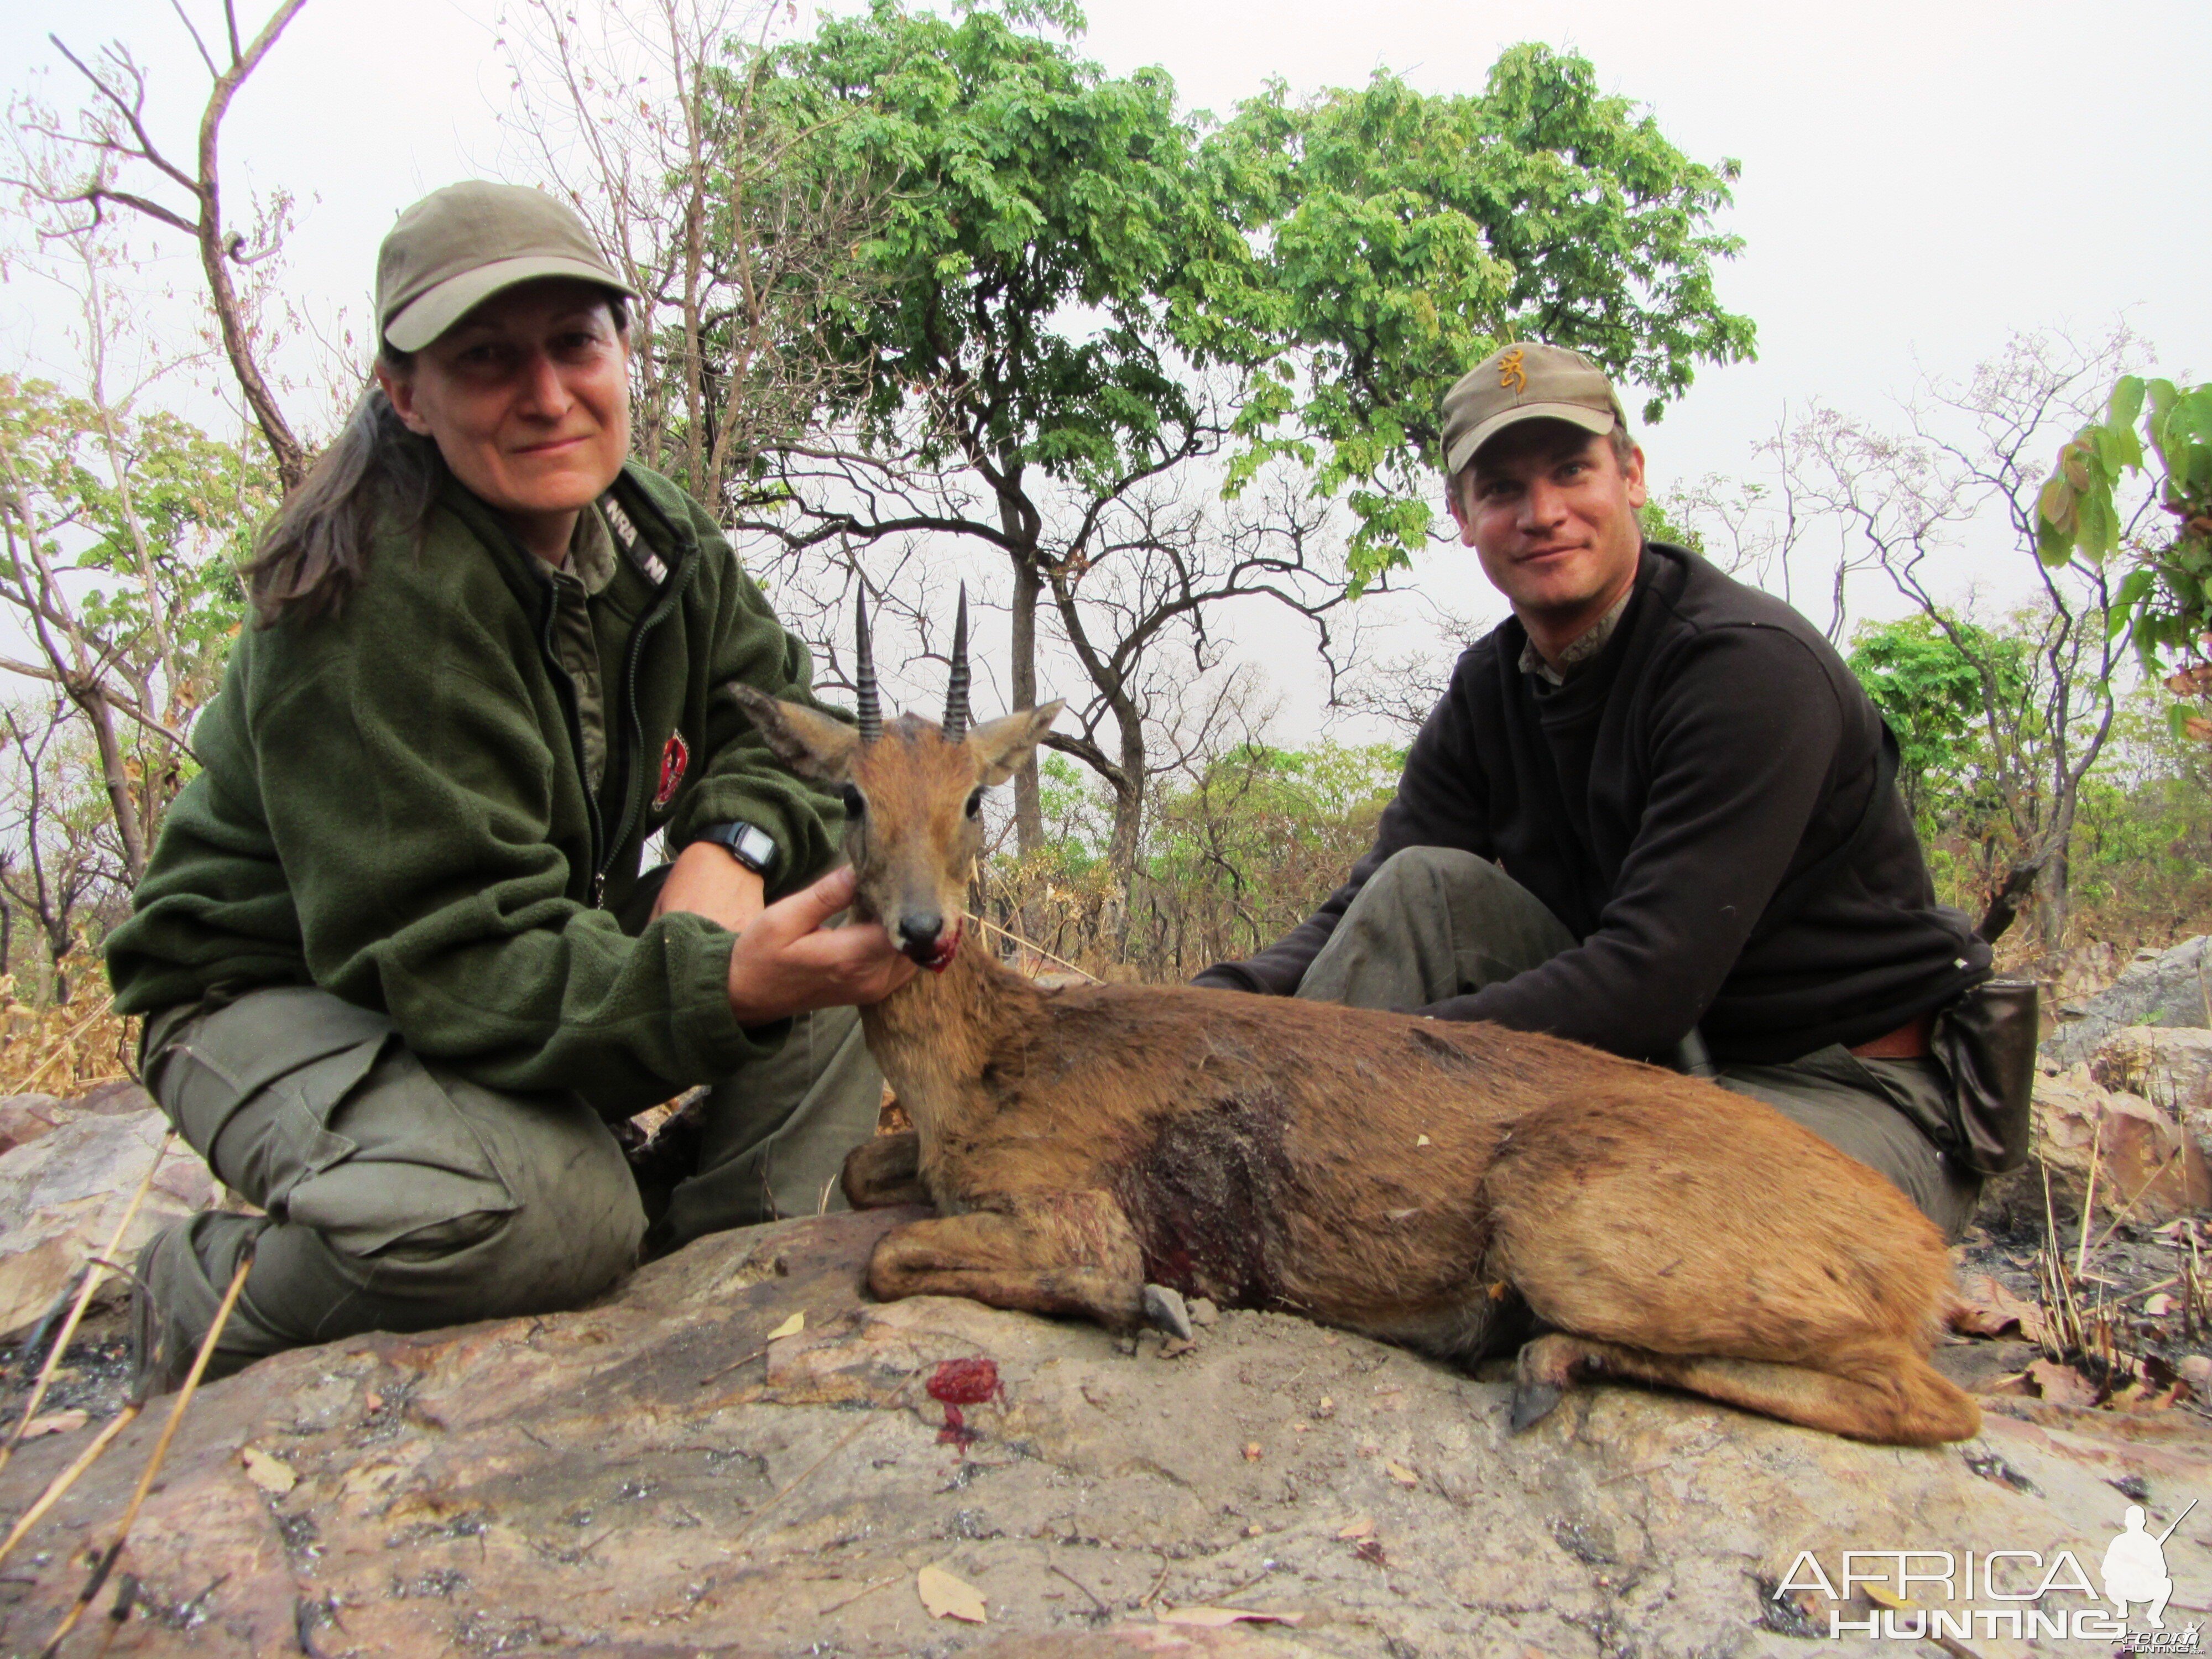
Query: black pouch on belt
1932 979 2039 1176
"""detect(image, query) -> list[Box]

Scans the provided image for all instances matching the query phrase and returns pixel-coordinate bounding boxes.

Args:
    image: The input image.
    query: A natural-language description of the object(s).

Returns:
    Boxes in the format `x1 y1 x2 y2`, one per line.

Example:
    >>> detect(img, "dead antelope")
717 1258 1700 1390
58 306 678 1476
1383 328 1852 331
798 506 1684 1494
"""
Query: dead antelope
730 598 1982 1447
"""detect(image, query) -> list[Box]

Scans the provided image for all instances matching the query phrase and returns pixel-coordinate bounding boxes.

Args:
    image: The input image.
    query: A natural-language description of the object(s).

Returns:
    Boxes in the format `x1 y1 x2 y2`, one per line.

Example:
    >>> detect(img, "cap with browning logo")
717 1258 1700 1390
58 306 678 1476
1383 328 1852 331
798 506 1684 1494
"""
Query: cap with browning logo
377 180 639 354
1439 343 1627 477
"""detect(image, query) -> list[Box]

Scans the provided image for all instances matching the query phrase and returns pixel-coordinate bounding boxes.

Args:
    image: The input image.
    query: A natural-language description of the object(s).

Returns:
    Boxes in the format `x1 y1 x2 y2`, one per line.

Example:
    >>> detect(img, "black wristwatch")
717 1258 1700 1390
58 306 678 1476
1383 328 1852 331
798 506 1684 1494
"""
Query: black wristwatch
688 820 779 879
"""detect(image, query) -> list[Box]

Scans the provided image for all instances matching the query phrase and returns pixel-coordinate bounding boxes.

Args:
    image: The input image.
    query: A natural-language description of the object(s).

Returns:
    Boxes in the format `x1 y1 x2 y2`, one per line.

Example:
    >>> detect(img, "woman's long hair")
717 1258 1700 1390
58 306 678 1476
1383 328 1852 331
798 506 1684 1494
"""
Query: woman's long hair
242 350 443 628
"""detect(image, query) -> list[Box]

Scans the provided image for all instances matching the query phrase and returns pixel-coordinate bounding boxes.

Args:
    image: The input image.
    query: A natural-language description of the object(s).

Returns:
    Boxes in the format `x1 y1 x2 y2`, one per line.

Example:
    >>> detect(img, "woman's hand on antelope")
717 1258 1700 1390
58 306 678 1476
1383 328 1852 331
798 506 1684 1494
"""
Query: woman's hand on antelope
725 865 917 1026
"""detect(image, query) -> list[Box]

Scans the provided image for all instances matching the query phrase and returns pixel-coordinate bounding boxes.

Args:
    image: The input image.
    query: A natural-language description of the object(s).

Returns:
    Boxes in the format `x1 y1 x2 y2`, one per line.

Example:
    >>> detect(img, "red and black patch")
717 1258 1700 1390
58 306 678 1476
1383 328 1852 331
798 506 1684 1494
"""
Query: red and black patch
654 733 690 810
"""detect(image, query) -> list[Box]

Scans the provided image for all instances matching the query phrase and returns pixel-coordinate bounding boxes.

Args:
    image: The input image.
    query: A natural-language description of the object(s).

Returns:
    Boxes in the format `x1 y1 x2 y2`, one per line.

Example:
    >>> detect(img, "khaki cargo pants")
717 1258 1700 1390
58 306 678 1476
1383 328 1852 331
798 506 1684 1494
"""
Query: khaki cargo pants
1297 847 1983 1239
134 986 880 1387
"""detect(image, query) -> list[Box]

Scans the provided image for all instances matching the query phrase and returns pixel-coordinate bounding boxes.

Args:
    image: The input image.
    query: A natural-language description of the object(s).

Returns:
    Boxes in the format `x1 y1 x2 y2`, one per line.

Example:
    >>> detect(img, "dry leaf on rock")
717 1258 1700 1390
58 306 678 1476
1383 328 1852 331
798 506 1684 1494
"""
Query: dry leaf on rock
2146 1293 2179 1316
1336 1515 1374 1540
1161 1606 1304 1628
2026 1359 2099 1408
17 1409 87 1438
1949 1275 2047 1344
241 1446 296 1494
1385 1460 1420 1488
766 1311 805 1341
917 1563 987 1623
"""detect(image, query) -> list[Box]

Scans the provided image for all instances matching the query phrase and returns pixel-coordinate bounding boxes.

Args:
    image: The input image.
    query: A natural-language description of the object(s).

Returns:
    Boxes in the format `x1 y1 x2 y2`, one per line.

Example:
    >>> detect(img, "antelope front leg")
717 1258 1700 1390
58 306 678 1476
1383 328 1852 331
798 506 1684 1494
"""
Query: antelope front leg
867 1190 1146 1332
842 1130 931 1209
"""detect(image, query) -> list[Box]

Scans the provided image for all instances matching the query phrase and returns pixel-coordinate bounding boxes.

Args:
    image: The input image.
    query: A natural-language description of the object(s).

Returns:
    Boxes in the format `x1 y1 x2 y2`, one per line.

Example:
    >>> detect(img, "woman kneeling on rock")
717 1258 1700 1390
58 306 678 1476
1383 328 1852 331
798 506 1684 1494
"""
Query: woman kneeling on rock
104 181 914 1390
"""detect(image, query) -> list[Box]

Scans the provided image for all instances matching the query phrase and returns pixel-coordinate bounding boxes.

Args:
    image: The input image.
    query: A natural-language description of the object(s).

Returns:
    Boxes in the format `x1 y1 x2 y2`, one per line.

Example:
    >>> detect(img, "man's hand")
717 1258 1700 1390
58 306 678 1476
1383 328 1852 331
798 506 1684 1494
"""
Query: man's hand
654 839 765 934
726 866 917 1026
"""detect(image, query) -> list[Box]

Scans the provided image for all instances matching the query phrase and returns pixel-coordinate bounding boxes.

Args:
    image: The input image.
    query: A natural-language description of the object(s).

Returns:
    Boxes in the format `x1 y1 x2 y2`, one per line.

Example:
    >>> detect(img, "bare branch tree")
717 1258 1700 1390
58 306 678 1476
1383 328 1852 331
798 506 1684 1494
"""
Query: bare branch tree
1783 328 2147 948
14 3 312 487
498 0 885 518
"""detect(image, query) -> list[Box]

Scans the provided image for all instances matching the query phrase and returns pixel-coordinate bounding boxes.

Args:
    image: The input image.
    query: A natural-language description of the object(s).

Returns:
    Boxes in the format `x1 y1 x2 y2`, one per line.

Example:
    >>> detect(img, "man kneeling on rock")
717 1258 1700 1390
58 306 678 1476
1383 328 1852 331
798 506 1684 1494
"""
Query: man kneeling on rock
1196 343 2029 1237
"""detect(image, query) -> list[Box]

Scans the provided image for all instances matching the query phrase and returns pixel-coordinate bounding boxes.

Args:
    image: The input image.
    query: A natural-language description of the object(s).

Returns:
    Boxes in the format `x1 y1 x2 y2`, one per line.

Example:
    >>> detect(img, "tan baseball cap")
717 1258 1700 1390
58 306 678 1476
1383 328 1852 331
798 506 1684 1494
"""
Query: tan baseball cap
377 181 638 353
1440 342 1627 477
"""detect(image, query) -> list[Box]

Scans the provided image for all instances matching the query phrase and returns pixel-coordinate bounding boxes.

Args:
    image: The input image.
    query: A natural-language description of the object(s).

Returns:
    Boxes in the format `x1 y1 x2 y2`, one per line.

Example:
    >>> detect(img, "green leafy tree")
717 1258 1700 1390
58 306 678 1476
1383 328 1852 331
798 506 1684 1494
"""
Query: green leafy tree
733 4 1752 876
0 373 272 881
1846 613 2026 828
1208 48 1755 587
737 0 1345 873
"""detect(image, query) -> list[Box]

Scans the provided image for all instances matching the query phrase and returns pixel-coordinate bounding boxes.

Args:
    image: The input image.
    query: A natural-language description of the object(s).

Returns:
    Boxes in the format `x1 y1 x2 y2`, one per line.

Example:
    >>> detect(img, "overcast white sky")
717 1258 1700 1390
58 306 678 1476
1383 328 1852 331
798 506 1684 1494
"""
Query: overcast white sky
3 0 2206 737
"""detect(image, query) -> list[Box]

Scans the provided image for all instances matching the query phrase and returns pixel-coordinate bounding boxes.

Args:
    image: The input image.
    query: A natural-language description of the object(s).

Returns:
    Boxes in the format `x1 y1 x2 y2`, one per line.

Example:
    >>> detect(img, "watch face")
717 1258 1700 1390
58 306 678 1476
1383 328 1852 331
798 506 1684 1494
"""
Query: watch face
731 824 777 874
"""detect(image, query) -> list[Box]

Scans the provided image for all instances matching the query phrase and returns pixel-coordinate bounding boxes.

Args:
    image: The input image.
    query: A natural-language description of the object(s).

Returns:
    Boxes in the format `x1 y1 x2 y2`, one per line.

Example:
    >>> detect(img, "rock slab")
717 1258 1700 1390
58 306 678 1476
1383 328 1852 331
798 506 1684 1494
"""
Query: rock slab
0 1109 215 1337
2 1209 2207 1657
2034 1063 2212 1221
2046 934 2212 1069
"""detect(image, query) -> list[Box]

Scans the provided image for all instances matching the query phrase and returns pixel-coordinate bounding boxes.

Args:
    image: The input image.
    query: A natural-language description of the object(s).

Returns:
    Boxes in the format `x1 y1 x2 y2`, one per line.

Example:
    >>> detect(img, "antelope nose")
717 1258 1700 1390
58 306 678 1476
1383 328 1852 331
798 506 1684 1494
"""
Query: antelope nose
897 913 945 961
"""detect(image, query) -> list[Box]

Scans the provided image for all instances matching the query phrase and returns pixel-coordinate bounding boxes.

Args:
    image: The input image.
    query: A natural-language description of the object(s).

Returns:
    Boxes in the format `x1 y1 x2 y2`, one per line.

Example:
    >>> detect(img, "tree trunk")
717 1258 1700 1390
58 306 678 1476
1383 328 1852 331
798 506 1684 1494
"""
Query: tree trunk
76 688 148 882
1007 544 1045 857
1104 707 1147 890
43 920 72 1005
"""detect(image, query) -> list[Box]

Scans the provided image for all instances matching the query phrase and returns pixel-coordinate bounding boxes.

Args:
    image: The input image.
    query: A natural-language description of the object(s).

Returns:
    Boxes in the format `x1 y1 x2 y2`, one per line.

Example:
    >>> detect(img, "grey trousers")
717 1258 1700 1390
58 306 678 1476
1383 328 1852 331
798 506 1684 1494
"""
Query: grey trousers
135 985 881 1386
1297 847 1983 1239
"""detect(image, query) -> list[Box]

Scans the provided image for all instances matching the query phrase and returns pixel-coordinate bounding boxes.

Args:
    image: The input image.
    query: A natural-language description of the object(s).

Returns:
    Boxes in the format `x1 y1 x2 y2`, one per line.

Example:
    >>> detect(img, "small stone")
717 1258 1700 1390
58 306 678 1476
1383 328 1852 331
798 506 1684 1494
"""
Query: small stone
2179 1355 2212 1385
1187 1297 1219 1327
1242 1442 1263 1462
1316 1396 1336 1418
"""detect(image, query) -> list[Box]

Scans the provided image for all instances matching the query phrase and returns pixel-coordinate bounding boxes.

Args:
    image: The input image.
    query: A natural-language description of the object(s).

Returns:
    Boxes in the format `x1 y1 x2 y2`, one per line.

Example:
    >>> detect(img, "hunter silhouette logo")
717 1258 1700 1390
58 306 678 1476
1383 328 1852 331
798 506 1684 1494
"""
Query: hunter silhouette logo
2104 1500 2194 1630
1497 346 1527 395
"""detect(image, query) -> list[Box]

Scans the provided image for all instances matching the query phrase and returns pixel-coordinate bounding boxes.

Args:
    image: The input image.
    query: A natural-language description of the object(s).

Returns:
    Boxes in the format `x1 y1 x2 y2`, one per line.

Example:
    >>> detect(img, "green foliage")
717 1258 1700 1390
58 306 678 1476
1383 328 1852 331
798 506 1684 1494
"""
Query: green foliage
0 373 269 713
2064 694 2212 938
1846 613 2027 828
761 0 1233 493
2036 374 2212 732
1206 47 1756 587
752 11 1754 593
1638 495 1704 556
983 738 1404 977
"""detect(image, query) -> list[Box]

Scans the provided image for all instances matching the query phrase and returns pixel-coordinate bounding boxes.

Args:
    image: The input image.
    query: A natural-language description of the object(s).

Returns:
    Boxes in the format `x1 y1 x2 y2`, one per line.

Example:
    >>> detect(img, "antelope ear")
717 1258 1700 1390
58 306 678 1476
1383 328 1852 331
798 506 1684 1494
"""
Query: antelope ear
967 701 1063 786
726 685 861 781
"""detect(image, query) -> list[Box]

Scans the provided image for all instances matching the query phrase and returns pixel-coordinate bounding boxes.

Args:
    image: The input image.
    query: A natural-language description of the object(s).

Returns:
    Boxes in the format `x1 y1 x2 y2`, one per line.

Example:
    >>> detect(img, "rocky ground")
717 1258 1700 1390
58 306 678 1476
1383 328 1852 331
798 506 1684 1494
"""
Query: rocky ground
1 936 2209 1656
4 1206 2210 1658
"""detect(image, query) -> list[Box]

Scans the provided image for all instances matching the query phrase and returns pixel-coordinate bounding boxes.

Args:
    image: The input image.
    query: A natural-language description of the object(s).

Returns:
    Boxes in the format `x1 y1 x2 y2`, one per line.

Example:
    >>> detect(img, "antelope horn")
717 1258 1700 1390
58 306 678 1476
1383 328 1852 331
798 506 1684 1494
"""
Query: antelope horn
853 587 882 745
941 583 971 744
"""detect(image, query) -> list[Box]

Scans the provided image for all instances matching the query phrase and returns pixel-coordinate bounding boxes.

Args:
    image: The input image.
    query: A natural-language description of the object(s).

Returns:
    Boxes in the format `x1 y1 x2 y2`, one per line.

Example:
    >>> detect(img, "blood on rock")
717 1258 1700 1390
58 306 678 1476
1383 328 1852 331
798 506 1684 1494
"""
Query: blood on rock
927 1358 1001 1447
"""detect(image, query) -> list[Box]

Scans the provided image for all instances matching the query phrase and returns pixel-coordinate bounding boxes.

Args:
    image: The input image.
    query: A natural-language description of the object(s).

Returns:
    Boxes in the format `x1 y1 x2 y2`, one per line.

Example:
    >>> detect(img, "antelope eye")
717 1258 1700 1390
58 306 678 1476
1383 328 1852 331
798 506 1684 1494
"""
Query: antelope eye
964 788 984 818
839 784 867 818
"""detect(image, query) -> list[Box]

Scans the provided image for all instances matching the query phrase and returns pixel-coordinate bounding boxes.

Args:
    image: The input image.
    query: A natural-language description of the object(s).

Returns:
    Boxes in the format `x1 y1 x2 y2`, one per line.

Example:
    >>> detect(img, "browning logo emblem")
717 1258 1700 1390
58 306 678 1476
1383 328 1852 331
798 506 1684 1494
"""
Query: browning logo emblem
1498 347 1527 395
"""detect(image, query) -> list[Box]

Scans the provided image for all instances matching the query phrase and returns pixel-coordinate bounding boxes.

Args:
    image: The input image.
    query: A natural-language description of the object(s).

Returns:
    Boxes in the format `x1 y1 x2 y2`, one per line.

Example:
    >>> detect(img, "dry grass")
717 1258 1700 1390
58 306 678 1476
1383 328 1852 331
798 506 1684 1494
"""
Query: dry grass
0 980 137 1100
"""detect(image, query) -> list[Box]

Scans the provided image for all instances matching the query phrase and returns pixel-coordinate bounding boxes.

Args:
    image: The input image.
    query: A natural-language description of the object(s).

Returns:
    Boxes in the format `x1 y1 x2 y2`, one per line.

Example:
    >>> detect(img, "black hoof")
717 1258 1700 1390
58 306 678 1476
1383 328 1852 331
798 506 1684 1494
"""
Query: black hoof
1142 1283 1194 1341
1509 1380 1563 1433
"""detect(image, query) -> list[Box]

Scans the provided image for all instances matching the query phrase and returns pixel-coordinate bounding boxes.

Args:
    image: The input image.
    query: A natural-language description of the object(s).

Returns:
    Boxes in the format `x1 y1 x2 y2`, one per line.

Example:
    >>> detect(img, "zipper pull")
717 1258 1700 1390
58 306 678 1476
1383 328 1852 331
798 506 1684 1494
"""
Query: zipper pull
589 870 607 909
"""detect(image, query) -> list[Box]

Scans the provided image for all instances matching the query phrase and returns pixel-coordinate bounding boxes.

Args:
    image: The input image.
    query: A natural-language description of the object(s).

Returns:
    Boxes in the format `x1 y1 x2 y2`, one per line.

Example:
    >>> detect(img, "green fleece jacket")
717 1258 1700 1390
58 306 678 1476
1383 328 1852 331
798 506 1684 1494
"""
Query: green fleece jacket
105 463 846 1115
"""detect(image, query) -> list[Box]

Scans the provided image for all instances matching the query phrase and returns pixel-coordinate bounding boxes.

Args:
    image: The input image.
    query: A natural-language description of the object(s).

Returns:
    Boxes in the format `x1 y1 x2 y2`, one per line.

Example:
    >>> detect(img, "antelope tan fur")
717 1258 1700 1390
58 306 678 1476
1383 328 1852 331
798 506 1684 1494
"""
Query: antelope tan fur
730 665 1980 1447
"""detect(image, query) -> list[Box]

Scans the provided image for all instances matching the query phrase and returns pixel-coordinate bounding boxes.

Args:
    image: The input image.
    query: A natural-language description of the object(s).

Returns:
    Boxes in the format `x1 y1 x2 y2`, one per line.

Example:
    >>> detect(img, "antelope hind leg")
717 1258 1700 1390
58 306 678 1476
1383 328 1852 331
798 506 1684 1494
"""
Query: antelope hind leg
1513 1332 1981 1446
867 1190 1146 1331
842 1130 931 1209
